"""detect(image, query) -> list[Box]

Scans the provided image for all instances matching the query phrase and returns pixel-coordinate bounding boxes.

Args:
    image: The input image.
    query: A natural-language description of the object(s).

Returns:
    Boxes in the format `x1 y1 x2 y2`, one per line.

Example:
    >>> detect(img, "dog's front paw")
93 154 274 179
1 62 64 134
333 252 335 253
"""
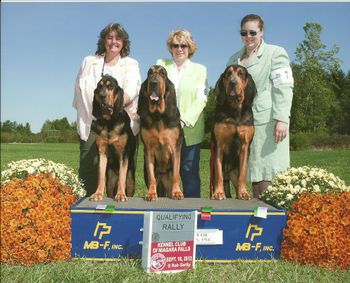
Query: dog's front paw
211 191 226 200
237 191 251 200
145 191 158 201
89 192 104 201
171 191 184 200
115 193 127 202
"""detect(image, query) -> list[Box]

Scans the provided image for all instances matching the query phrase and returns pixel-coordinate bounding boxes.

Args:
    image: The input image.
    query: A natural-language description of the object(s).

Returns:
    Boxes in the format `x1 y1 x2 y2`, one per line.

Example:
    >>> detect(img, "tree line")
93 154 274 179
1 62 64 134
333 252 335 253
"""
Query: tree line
1 23 350 149
1 118 79 143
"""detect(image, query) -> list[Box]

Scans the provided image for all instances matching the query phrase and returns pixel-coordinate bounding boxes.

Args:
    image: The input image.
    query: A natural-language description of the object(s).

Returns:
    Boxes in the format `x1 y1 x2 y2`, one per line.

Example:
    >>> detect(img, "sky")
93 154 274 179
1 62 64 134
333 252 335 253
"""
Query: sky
1 1 350 133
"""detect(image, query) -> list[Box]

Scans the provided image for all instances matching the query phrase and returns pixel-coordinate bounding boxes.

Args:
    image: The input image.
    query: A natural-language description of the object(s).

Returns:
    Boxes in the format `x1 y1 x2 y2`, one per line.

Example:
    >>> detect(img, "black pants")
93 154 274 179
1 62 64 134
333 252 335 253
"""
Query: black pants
79 132 99 197
181 142 201 198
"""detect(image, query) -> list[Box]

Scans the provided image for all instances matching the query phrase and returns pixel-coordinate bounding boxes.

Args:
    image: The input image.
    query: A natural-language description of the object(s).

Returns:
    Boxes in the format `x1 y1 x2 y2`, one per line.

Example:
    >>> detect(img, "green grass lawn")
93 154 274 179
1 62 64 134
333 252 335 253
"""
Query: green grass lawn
1 143 350 282
1 143 349 196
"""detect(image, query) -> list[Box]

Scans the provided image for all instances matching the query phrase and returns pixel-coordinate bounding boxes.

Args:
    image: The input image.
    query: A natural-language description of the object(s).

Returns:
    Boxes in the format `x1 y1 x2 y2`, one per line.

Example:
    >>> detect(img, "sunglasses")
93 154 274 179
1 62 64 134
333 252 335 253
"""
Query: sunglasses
172 44 188 49
240 30 258 37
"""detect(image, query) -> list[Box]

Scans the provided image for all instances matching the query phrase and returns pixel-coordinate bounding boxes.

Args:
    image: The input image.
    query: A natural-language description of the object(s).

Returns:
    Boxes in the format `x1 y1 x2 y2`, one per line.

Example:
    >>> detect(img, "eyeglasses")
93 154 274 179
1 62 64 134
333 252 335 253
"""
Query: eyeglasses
240 30 258 37
172 44 188 49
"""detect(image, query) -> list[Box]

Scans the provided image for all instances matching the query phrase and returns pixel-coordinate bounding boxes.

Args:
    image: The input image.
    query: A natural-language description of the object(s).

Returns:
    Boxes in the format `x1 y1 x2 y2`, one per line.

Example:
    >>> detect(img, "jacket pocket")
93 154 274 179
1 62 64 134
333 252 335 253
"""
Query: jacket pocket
254 90 272 112
253 90 272 125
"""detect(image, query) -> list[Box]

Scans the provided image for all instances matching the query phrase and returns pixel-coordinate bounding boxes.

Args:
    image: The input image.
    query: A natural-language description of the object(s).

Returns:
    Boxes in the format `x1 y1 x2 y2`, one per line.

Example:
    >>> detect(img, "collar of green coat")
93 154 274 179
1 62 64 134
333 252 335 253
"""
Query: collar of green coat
238 39 266 68
162 59 194 78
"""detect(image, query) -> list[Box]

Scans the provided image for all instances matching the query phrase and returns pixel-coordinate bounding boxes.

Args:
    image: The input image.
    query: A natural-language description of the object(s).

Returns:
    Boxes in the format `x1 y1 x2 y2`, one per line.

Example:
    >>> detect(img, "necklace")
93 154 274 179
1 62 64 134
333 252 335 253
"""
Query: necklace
101 58 106 77
101 55 120 77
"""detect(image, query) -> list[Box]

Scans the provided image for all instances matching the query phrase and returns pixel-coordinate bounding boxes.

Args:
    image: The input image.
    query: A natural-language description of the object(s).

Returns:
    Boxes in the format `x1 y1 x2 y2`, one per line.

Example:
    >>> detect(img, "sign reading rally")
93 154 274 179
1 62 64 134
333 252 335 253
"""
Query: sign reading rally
141 211 197 273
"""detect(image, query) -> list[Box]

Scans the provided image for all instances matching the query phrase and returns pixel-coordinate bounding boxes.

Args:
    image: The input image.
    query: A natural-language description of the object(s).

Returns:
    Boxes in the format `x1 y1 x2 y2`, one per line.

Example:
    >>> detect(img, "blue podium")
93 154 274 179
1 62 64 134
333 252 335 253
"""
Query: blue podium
71 197 287 262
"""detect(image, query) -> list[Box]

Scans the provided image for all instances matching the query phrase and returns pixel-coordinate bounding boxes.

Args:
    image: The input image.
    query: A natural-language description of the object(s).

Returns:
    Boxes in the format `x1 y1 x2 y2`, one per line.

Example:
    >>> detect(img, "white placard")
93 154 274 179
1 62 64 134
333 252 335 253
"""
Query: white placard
95 204 107 210
196 229 223 245
254 207 268 219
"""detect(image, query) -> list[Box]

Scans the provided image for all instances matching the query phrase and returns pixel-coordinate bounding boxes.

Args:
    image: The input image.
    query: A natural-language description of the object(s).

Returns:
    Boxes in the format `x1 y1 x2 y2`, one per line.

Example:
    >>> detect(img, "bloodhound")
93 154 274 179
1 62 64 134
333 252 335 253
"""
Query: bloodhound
90 74 136 202
138 65 184 201
210 64 256 200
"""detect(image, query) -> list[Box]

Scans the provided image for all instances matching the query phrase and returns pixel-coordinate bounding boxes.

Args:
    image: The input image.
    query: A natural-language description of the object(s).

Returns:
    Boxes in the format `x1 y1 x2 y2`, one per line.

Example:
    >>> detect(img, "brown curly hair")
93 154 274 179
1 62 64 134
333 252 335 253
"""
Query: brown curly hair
95 23 130 57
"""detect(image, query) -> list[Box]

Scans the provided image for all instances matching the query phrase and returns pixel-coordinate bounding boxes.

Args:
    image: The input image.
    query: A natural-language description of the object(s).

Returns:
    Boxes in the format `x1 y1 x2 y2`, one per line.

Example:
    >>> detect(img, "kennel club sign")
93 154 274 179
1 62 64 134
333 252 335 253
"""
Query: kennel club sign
141 211 197 273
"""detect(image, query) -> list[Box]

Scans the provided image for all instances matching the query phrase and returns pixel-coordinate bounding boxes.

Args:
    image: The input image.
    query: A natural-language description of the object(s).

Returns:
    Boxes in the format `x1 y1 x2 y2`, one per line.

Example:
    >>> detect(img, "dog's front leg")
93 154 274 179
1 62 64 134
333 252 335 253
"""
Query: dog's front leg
212 147 226 200
144 148 158 201
236 126 254 200
171 146 184 200
115 157 128 202
90 143 108 201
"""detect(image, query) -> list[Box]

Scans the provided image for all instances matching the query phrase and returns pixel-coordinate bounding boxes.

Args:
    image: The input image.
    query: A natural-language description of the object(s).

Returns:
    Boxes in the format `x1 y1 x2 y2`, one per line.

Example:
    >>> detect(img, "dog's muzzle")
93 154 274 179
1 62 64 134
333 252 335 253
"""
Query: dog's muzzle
101 103 113 115
149 80 160 103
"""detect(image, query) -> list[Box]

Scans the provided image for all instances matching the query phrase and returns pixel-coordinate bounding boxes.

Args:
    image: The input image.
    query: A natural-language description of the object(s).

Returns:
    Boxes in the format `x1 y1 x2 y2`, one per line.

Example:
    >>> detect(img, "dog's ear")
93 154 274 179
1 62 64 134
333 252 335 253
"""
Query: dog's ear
214 72 226 107
92 90 102 119
113 85 125 119
137 79 149 119
165 78 180 126
244 73 257 106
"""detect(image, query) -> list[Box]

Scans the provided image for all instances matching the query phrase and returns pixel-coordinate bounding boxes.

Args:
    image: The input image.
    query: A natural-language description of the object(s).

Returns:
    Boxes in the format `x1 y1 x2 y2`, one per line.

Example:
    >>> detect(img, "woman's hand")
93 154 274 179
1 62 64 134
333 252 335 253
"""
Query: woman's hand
274 120 288 143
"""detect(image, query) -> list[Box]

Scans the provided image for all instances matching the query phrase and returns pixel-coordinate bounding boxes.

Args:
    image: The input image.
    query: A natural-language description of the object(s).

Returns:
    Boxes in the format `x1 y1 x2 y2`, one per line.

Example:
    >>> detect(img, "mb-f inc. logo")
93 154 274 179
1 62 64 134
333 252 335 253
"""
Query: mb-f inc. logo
94 222 112 239
83 222 123 251
245 224 263 241
235 223 274 252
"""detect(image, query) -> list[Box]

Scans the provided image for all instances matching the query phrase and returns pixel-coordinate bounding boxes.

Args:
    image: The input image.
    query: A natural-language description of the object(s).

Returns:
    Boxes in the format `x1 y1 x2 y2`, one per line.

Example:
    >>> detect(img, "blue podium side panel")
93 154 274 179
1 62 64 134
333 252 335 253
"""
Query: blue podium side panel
196 213 287 261
71 211 144 259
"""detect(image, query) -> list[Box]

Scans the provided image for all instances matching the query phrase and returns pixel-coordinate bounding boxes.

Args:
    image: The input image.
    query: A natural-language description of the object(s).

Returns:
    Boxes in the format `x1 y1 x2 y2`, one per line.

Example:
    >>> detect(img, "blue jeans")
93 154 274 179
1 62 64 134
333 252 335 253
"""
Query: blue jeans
181 143 201 198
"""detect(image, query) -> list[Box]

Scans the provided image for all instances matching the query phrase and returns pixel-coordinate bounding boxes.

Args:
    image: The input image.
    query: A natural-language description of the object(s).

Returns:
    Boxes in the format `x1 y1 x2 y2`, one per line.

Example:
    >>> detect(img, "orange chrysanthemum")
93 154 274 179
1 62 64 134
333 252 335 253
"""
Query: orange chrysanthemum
0 173 77 265
282 192 350 270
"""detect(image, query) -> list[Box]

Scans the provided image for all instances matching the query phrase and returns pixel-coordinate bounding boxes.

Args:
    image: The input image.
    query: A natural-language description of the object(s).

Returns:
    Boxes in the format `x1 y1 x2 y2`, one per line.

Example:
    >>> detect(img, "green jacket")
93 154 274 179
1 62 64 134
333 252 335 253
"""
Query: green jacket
227 40 294 125
156 59 208 146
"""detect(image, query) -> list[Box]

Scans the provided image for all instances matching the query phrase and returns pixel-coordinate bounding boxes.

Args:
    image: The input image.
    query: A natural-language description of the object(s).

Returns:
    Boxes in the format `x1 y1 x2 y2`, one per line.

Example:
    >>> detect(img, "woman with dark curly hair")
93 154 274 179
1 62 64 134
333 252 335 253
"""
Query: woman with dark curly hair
73 23 141 196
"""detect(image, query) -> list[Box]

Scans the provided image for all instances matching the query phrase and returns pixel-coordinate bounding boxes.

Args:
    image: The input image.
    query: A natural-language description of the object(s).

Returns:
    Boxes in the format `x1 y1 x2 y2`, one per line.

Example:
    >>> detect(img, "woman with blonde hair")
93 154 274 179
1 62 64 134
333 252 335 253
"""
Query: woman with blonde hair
156 29 208 197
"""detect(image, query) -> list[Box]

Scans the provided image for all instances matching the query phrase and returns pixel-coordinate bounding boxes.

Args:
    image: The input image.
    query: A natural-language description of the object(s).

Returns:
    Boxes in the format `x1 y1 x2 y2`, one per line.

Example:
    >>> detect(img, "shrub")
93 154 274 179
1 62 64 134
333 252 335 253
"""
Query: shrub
282 192 350 270
290 132 313 150
290 132 350 150
1 159 86 198
0 173 77 265
261 166 350 210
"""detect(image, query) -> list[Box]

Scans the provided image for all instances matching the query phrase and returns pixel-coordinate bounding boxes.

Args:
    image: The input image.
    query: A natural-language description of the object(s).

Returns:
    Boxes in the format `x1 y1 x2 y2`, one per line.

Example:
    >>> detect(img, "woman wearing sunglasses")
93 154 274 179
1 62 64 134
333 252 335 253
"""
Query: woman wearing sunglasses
227 14 294 198
156 29 209 198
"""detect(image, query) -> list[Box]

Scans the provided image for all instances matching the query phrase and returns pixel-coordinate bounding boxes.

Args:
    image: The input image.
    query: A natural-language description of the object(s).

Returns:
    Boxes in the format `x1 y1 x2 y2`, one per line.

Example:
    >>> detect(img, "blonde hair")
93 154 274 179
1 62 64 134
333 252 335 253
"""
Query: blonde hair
166 29 197 59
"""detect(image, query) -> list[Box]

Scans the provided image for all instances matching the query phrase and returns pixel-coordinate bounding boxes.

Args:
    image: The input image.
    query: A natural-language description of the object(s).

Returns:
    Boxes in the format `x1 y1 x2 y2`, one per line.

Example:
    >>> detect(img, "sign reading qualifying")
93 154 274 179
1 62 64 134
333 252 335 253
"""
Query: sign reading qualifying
141 211 197 273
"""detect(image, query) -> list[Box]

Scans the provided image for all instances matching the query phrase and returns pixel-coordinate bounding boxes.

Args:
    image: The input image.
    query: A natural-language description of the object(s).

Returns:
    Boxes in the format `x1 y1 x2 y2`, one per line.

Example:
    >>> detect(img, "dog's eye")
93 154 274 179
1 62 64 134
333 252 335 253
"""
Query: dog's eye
159 70 166 77
236 70 244 78
225 71 233 78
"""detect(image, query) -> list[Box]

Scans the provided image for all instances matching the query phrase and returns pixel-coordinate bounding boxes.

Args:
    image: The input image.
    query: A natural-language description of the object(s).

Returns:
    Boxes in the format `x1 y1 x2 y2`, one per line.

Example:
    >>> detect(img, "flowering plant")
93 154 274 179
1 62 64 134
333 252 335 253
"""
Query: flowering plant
282 192 350 270
261 166 349 210
1 173 77 265
1 159 86 198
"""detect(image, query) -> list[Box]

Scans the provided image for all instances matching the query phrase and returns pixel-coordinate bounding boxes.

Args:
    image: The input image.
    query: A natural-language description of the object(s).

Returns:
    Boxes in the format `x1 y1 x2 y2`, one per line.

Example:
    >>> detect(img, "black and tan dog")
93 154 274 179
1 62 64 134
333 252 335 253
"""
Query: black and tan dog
90 74 136 202
138 65 183 201
210 64 256 200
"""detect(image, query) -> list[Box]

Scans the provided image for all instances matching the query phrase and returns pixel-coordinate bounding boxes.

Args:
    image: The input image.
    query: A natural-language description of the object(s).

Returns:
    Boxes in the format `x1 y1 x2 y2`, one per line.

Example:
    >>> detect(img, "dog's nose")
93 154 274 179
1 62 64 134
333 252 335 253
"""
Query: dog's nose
150 78 159 85
150 74 159 83
99 90 107 97
229 79 237 86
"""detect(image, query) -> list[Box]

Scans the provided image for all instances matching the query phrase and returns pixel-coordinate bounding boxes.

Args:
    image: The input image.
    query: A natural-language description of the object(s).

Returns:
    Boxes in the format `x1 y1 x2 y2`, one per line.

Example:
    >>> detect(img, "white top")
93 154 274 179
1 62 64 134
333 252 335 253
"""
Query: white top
73 55 141 140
